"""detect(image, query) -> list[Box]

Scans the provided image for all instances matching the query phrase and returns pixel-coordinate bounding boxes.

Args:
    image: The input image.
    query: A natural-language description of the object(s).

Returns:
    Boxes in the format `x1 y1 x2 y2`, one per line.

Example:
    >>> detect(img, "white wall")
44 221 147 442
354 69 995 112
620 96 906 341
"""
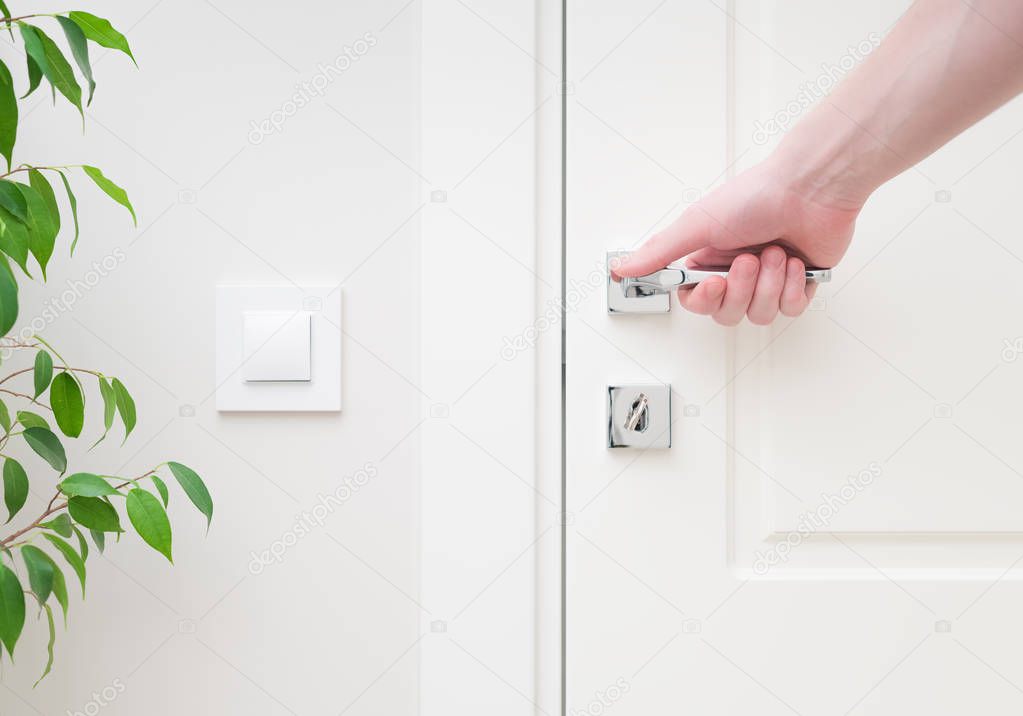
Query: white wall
1 1 423 713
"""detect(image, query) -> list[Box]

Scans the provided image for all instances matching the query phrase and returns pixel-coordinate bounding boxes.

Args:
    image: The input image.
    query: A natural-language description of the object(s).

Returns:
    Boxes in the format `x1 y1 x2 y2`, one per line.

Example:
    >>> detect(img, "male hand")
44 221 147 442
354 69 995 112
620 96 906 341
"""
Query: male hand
613 160 860 325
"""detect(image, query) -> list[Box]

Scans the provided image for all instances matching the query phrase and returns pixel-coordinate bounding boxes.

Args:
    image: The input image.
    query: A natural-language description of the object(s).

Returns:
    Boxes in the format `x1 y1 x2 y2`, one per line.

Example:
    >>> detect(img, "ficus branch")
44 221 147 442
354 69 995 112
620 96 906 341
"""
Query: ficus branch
0 14 57 23
0 164 78 180
0 388 51 410
0 467 159 548
0 365 102 386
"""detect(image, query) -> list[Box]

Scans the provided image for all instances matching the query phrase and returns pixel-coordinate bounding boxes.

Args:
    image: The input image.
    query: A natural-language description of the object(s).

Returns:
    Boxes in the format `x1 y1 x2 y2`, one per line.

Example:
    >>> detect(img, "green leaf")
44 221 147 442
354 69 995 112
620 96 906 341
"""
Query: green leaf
18 25 48 100
0 181 28 223
88 528 104 553
0 399 10 433
71 525 89 562
0 1 11 39
67 12 136 66
22 25 82 118
56 171 79 254
0 205 31 275
23 426 67 473
14 182 57 279
150 474 169 507
22 52 42 99
68 496 122 533
90 376 116 449
0 254 18 336
20 545 53 604
2 458 27 524
0 59 16 172
33 350 52 398
28 169 59 236
99 377 115 430
0 563 24 656
111 378 135 442
126 489 172 563
50 372 84 438
56 16 94 105
168 462 212 529
39 512 71 538
81 166 136 226
42 534 85 598
16 410 48 430
59 473 119 498
42 553 66 623
34 603 55 686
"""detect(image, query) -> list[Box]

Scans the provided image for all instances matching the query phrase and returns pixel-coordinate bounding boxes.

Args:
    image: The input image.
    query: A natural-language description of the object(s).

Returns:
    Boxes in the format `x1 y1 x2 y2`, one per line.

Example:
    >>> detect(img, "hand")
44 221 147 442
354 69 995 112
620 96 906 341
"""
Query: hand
613 158 861 325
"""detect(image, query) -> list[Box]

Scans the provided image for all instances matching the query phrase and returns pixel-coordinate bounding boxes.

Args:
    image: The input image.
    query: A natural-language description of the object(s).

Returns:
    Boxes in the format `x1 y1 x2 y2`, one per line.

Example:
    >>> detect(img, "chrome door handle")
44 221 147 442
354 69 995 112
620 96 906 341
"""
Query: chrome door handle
623 263 832 296
607 250 831 314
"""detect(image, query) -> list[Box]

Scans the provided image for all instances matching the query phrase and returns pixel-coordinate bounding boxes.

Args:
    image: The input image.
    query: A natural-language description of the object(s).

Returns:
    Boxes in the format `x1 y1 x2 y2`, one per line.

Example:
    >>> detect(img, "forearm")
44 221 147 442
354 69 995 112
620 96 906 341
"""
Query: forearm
774 0 1023 209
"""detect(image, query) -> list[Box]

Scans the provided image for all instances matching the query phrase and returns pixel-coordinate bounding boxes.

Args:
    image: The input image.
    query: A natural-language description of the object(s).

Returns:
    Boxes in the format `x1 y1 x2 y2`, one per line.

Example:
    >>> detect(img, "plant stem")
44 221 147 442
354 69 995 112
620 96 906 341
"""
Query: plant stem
0 165 78 180
1 15 58 24
0 388 51 410
0 365 101 386
0 468 158 548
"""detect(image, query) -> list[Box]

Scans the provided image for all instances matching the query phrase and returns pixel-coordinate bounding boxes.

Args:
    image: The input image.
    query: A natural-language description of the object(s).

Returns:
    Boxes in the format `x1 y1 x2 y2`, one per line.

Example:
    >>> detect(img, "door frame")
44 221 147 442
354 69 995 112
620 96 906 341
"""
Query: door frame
419 1 564 714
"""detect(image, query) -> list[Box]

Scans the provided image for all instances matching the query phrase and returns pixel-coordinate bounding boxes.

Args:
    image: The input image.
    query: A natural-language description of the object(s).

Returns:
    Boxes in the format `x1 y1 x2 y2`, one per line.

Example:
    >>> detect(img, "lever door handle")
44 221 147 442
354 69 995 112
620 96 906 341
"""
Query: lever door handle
606 250 831 314
622 263 832 297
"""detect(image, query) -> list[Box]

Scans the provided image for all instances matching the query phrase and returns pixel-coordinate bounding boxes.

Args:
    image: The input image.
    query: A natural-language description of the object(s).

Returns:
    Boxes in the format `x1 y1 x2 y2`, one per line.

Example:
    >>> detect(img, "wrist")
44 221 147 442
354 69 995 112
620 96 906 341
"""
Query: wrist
769 103 889 212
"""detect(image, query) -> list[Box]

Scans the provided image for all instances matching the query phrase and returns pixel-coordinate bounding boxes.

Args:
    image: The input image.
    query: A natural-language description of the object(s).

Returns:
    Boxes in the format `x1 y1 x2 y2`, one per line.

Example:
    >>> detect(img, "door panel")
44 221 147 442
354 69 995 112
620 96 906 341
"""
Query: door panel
567 1 1023 713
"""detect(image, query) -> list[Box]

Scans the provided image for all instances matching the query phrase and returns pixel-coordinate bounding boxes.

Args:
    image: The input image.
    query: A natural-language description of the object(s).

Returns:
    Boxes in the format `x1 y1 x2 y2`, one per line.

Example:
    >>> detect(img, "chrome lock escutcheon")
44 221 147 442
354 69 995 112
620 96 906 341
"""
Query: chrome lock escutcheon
607 384 671 449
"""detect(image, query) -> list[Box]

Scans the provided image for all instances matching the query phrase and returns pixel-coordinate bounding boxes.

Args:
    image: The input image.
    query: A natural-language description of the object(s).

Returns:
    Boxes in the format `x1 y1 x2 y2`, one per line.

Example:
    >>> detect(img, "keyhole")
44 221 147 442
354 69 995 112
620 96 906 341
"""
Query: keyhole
625 393 649 432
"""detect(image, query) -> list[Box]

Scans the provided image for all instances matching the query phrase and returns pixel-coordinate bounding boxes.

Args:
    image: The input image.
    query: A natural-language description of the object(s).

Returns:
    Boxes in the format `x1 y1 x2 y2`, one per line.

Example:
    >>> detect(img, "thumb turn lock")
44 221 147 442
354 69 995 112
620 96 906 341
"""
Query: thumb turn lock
607 384 671 449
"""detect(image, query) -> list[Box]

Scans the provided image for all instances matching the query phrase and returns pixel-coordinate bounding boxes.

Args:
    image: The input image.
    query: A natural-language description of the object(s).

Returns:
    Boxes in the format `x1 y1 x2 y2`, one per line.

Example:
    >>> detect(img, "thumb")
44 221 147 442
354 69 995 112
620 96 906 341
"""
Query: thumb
614 207 717 277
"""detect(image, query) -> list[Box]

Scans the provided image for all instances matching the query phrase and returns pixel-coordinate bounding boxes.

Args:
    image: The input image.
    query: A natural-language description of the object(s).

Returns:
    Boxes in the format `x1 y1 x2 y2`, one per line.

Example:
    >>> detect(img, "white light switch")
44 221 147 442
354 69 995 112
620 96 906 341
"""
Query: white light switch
215 285 342 412
242 311 311 382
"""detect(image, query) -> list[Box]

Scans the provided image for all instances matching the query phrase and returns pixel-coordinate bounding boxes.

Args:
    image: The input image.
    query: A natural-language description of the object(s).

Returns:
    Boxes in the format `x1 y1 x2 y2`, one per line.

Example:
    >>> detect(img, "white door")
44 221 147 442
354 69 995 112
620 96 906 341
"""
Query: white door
567 2 1023 714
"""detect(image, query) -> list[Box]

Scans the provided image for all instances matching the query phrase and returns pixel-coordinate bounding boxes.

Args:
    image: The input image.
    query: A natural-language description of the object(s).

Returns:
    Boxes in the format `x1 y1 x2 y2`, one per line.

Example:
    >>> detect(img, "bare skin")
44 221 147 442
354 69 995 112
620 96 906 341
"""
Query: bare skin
615 0 1023 325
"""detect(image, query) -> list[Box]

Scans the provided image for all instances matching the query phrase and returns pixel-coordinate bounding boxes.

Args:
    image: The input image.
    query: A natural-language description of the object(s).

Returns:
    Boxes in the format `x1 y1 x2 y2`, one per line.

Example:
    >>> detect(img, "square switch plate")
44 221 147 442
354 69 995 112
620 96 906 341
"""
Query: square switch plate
216 286 341 412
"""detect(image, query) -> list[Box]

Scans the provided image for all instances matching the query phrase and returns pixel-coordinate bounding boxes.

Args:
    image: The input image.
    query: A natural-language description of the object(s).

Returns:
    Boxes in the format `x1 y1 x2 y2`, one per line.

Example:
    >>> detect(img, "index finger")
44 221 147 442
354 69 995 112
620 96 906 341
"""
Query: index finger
614 206 721 278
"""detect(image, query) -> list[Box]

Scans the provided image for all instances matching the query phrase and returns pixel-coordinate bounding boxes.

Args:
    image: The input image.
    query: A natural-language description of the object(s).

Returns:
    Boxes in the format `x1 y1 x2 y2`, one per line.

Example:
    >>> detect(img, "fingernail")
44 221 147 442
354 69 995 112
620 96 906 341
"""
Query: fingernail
767 250 784 269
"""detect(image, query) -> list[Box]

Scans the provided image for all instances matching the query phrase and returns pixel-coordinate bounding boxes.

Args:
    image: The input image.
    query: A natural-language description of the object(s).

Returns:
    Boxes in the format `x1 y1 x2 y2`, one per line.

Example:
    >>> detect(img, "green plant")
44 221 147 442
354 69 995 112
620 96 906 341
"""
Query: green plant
0 6 212 683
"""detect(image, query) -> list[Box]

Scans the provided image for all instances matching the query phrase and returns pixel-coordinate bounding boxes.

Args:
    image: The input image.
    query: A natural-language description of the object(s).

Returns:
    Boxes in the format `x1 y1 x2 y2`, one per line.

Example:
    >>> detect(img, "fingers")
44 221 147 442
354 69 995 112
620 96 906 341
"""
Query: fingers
675 252 818 323
614 207 719 277
780 256 812 317
747 246 787 325
677 277 726 315
713 254 759 326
